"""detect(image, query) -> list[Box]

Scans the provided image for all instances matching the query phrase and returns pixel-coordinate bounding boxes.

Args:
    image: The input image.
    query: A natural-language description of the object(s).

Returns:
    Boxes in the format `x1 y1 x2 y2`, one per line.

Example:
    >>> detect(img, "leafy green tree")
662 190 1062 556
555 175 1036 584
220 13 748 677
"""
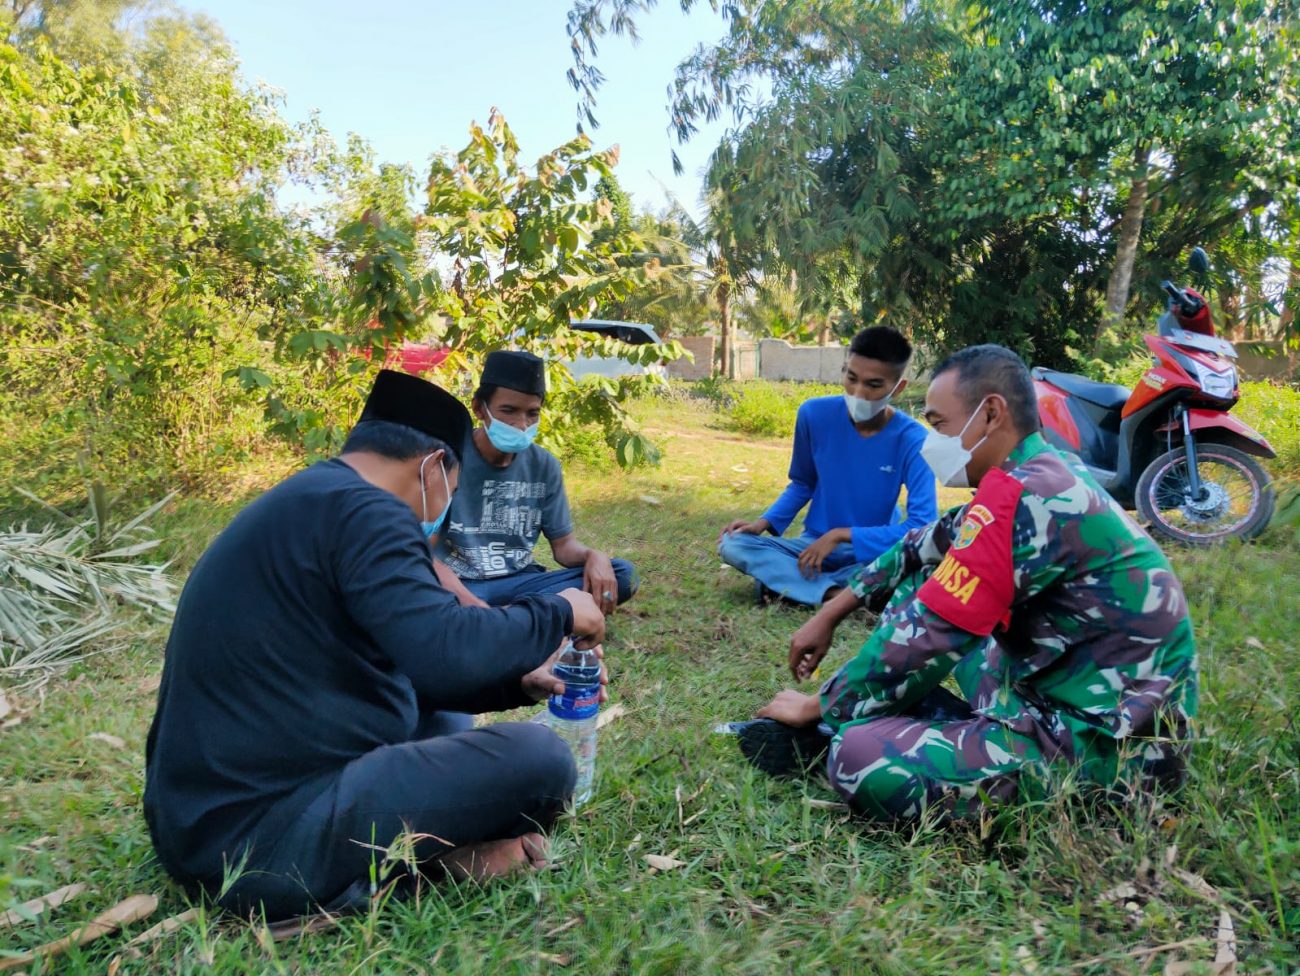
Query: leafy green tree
0 17 328 486
654 153 762 377
736 267 855 346
421 110 685 465
6 0 137 58
941 0 1300 340
567 0 1300 362
681 1 1100 361
592 206 710 336
237 143 435 458
591 172 634 247
588 173 696 334
569 1 1095 361
1 3 682 497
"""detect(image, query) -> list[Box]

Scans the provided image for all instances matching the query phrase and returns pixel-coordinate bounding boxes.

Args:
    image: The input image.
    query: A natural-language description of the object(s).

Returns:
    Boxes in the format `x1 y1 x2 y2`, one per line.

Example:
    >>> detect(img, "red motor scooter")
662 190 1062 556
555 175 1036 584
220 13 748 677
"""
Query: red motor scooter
1033 262 1276 545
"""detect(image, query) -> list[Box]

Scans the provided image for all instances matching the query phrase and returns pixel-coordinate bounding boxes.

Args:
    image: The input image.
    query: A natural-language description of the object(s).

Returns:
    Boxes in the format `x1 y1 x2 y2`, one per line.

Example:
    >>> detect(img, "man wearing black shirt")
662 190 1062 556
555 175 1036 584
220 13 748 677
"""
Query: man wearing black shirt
144 370 605 921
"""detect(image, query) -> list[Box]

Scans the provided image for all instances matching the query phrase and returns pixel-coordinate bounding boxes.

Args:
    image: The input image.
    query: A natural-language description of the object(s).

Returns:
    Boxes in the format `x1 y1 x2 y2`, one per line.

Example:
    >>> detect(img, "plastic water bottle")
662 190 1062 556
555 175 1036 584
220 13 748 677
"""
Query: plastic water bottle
547 639 600 806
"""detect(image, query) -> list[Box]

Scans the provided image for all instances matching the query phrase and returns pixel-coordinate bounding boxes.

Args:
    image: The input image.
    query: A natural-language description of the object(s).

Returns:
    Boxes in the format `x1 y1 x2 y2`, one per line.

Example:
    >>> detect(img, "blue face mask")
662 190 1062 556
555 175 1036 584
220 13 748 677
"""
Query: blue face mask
484 407 539 454
419 453 451 539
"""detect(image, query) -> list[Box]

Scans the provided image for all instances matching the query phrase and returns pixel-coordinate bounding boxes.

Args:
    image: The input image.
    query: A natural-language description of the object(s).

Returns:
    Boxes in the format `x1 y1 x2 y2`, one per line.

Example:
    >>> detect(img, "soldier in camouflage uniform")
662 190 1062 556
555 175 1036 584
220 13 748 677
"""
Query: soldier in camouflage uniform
743 345 1197 820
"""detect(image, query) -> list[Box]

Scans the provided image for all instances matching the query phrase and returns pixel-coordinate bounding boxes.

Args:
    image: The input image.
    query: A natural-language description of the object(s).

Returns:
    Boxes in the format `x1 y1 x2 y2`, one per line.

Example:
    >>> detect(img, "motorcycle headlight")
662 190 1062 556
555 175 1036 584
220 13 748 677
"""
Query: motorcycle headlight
1191 361 1236 399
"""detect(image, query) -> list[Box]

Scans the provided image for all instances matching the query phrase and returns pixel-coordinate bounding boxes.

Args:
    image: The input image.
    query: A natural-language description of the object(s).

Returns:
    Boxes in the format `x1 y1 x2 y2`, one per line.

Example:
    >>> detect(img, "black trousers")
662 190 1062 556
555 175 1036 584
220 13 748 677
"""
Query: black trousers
217 718 576 921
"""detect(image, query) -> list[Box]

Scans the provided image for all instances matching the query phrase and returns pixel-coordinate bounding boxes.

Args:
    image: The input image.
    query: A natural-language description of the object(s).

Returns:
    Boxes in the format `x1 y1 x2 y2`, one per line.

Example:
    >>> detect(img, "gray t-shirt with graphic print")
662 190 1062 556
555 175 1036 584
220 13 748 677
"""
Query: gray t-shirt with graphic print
437 437 573 580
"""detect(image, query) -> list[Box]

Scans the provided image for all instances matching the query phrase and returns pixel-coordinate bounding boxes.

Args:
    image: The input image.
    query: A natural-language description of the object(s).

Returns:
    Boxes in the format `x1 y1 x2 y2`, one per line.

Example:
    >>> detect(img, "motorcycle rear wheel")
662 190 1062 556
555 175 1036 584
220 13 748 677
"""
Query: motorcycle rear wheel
1135 443 1274 546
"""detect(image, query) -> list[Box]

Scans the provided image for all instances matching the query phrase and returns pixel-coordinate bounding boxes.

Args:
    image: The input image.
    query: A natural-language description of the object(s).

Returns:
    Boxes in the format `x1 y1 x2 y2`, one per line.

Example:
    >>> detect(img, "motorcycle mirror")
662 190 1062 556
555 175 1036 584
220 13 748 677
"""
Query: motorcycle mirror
1188 246 1211 275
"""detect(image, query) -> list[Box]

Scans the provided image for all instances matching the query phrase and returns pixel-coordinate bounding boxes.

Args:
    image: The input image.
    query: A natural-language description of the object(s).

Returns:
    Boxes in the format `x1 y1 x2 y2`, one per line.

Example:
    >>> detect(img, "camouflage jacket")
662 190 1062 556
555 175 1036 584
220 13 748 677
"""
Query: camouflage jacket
820 433 1198 757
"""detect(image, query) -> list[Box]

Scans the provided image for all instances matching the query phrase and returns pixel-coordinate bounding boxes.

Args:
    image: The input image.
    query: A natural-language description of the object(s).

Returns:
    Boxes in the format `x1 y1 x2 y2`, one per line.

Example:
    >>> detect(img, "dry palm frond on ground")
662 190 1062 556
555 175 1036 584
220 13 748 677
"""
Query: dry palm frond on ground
0 489 177 686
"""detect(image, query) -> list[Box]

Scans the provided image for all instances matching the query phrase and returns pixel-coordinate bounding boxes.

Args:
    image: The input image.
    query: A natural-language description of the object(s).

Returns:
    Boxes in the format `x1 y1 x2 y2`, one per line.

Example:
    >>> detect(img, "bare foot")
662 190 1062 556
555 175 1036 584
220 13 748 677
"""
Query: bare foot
436 833 549 882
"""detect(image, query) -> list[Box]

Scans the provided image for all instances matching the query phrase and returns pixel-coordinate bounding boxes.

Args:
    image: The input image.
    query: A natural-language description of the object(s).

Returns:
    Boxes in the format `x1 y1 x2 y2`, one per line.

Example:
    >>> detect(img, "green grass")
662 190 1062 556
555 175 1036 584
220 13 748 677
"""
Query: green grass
2 395 1298 974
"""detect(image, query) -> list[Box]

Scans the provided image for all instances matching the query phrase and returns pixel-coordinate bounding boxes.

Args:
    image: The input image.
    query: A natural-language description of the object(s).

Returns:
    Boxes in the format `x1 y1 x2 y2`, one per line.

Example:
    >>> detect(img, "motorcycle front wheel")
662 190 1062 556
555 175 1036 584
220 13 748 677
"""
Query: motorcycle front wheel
1135 443 1274 545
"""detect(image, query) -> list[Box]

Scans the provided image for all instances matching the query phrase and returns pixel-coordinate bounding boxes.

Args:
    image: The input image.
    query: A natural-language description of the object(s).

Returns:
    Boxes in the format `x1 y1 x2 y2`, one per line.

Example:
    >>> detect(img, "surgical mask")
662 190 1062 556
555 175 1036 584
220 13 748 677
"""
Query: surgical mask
419 454 451 538
920 398 990 488
844 379 902 424
483 408 538 454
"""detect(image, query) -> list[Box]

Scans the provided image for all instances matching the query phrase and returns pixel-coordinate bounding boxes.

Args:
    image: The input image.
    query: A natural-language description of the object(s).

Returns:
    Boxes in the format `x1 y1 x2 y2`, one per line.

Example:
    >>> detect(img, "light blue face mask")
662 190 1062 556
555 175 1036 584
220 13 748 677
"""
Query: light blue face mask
484 407 539 454
419 453 451 539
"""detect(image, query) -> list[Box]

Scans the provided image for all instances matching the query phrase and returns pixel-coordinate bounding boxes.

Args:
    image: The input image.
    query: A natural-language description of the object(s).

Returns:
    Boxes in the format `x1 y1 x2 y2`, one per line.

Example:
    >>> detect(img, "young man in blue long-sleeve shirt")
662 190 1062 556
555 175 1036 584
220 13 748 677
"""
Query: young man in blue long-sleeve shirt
718 326 938 606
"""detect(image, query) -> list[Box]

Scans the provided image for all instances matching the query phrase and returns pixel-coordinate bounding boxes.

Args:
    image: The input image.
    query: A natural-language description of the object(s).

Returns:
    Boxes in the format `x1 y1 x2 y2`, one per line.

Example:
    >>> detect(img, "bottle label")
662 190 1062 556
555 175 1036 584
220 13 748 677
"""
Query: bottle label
553 661 600 684
549 684 600 722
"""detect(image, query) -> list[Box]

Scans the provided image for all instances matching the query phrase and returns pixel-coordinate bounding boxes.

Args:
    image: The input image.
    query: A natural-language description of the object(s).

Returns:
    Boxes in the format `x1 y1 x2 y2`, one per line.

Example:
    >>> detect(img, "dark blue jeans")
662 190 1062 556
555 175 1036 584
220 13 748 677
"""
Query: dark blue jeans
462 558 639 607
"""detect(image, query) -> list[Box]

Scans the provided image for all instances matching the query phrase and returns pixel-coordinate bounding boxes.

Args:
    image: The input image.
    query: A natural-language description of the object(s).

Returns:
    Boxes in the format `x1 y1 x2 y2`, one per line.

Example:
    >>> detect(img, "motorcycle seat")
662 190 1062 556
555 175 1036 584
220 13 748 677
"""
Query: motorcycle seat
1032 368 1130 410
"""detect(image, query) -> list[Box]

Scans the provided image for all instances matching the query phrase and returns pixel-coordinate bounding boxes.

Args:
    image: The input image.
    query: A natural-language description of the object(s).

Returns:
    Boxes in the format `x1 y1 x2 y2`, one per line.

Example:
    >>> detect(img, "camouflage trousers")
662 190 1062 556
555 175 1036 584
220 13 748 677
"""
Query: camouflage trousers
829 705 1051 820
825 573 1179 821
827 707 1189 820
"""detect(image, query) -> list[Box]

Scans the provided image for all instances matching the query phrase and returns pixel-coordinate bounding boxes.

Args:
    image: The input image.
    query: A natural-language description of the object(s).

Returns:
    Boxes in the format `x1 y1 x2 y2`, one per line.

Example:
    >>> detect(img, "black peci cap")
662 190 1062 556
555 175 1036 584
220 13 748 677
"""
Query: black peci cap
481 350 547 396
358 369 472 462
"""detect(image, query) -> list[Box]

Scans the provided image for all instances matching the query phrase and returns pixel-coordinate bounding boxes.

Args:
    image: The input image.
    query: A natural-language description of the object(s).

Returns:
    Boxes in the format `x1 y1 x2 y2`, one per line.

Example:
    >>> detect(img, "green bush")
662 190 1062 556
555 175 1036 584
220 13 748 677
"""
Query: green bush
688 376 740 408
723 381 841 438
1236 381 1300 475
0 29 326 497
552 425 616 471
0 28 683 500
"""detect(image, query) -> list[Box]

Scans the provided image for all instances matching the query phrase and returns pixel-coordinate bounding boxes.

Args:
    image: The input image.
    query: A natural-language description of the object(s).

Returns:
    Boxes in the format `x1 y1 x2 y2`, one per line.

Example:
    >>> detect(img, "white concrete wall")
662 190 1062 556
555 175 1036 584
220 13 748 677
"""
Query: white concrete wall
730 340 759 379
667 335 937 384
666 335 715 380
1237 340 1298 381
757 338 846 383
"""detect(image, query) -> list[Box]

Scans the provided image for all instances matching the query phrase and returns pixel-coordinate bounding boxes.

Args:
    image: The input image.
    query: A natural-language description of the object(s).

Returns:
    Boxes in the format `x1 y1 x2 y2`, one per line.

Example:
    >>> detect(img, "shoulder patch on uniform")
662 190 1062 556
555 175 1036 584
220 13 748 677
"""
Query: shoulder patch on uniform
953 504 995 550
917 468 1024 636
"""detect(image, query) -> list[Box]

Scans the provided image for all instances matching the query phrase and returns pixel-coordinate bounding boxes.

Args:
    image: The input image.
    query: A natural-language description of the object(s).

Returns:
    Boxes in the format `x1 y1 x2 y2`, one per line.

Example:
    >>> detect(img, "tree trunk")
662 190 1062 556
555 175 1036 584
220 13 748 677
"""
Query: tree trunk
1278 260 1299 339
1243 275 1258 341
718 281 732 379
7 1 38 23
818 313 832 346
1220 279 1242 341
1099 143 1151 341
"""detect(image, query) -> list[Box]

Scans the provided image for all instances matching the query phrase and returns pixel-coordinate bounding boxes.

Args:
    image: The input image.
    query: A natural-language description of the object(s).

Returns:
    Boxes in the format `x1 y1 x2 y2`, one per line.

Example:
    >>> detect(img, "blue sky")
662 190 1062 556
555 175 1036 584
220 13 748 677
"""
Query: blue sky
178 0 733 216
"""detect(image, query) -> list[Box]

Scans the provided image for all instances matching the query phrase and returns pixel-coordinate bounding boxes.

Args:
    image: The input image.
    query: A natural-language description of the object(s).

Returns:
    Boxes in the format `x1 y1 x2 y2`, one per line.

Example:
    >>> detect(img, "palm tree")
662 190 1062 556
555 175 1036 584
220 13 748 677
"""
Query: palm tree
668 149 759 378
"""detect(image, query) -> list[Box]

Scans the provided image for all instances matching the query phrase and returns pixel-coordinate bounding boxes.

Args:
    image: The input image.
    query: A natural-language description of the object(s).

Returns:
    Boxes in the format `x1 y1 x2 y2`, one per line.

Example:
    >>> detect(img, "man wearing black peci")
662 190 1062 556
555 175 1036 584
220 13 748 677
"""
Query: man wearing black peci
144 369 607 921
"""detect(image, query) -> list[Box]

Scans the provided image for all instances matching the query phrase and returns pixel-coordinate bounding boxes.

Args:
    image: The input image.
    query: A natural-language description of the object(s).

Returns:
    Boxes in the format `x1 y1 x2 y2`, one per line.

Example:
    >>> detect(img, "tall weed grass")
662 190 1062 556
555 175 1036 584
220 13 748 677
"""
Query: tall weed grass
721 382 842 438
1235 381 1300 474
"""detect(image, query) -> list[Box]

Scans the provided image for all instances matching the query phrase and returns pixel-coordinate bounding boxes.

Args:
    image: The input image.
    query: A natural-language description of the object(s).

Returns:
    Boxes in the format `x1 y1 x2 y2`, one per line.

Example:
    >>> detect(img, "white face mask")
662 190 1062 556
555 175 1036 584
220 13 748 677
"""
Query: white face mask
844 378 902 424
920 398 990 488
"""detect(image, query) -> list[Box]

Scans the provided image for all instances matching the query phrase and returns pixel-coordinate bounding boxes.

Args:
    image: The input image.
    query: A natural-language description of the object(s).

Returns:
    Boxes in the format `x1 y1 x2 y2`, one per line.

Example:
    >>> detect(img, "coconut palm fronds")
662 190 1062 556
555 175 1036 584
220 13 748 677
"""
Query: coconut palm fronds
0 490 178 686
